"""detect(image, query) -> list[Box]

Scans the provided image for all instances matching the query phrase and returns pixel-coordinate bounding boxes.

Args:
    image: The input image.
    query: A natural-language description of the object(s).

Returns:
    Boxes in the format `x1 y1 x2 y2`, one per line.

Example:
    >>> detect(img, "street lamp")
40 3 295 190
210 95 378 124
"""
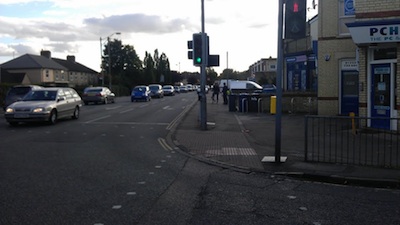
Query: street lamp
100 32 121 88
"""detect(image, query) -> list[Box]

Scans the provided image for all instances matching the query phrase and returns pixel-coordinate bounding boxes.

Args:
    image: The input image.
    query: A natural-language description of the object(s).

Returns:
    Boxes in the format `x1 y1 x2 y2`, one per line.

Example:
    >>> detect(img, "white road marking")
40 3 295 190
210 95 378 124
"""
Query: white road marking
105 106 121 110
84 115 111 124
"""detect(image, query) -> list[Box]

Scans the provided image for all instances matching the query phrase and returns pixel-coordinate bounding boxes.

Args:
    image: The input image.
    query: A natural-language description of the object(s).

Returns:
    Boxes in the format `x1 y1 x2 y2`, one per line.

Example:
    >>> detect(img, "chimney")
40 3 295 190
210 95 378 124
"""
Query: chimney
40 50 51 59
67 55 76 63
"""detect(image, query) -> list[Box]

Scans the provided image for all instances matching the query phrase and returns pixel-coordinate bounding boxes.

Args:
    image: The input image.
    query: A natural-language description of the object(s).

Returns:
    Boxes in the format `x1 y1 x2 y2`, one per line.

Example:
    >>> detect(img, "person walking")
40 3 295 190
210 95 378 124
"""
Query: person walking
222 82 229 105
211 82 220 103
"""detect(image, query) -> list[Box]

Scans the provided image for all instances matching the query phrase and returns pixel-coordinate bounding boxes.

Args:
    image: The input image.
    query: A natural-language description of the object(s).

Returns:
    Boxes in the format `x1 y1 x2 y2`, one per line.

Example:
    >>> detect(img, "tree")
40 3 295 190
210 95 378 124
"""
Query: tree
206 68 218 85
101 39 143 95
143 51 155 84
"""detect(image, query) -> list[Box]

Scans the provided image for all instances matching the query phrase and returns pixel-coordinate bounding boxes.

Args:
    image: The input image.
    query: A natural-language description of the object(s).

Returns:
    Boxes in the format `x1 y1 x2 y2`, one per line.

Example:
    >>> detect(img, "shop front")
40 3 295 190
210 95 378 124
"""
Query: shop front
347 19 399 130
286 54 317 92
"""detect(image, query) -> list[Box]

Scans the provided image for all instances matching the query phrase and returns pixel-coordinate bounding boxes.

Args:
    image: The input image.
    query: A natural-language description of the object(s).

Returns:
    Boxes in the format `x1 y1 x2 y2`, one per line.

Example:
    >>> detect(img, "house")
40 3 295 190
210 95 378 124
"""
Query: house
0 50 99 87
53 55 99 87
249 57 277 84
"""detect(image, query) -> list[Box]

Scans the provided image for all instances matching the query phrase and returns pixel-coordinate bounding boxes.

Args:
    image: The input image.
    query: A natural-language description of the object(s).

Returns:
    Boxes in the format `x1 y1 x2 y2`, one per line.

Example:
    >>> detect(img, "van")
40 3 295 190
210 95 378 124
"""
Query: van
219 79 262 93
3 85 43 110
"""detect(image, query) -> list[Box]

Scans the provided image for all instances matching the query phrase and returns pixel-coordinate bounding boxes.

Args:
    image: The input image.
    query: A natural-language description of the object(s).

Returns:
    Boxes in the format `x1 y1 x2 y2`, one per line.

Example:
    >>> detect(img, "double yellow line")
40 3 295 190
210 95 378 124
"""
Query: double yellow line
158 138 173 151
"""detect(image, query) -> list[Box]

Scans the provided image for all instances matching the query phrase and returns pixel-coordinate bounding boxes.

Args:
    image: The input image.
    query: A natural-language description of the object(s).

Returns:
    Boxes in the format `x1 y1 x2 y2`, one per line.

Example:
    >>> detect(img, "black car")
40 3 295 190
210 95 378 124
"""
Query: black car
3 85 43 110
82 86 115 105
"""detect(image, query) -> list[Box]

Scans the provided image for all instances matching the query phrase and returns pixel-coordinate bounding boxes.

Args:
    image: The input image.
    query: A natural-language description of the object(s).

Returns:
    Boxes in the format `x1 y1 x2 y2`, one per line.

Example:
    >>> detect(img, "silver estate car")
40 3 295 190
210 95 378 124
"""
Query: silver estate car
4 87 82 125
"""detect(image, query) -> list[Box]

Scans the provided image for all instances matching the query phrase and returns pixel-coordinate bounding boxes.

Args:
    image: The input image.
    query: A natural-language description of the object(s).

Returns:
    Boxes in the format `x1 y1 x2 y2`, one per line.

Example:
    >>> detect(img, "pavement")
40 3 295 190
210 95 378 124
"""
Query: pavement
171 95 400 189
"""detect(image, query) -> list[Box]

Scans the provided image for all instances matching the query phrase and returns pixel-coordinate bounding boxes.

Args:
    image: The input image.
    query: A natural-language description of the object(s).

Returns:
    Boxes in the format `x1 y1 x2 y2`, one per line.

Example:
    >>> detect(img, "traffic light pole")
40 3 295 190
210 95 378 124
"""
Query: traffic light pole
275 0 284 163
199 0 207 130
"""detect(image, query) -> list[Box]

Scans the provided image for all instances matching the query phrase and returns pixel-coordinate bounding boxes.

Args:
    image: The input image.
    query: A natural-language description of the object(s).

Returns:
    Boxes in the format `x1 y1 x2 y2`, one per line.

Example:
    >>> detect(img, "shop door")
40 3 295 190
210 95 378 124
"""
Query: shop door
370 64 392 129
341 71 359 115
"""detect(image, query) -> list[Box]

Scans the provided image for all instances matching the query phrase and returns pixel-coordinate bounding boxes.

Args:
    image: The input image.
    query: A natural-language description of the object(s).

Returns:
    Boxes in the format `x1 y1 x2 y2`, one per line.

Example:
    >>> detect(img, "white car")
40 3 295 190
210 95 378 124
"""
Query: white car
4 87 82 126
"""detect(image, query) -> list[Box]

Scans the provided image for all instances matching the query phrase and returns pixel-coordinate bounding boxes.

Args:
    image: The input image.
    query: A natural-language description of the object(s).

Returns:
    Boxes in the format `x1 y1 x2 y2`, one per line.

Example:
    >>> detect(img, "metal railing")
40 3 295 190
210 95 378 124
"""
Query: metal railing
305 115 400 169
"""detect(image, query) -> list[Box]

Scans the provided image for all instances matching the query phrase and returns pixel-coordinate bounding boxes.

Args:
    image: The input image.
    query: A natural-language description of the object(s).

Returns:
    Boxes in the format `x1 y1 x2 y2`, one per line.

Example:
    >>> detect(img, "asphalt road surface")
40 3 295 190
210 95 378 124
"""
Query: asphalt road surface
0 92 399 225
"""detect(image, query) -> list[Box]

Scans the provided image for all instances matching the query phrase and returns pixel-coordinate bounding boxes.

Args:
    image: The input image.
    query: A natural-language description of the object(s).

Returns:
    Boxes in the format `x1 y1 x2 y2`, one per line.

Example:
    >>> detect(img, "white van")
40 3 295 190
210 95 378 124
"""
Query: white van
219 79 262 93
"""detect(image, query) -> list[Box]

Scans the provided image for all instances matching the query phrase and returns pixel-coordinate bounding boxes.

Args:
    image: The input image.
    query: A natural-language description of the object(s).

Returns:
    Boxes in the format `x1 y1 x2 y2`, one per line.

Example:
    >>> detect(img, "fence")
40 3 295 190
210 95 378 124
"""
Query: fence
305 115 400 169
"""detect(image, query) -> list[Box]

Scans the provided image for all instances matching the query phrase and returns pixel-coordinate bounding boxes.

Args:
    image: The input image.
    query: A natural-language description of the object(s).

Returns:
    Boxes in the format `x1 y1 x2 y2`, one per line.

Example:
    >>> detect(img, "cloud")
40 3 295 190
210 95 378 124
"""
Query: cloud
84 13 197 35
7 44 37 55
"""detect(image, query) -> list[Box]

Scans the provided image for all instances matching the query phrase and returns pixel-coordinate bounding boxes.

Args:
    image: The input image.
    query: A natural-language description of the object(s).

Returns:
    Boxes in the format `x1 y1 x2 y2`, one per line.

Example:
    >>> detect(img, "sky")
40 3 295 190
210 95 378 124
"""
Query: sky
0 0 318 74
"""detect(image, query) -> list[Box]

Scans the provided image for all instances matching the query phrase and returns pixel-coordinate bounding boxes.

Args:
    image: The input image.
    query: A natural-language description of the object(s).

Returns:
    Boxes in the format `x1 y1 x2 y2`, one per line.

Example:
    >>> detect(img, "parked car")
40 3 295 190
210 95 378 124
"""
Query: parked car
4 87 82 125
173 86 181 93
3 85 43 110
180 85 188 93
162 85 175 96
148 84 164 98
186 84 193 91
131 85 151 102
196 85 209 94
82 86 115 105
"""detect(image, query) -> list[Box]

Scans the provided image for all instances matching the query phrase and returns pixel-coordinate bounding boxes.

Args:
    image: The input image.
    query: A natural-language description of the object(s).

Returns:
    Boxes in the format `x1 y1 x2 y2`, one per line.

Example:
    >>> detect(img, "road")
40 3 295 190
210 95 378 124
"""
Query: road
0 92 399 225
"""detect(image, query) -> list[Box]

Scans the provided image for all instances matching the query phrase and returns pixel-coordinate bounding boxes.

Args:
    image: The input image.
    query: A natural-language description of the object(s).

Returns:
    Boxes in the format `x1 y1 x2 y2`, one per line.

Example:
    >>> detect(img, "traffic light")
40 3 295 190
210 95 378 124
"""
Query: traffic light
285 0 306 39
187 40 193 60
192 33 203 66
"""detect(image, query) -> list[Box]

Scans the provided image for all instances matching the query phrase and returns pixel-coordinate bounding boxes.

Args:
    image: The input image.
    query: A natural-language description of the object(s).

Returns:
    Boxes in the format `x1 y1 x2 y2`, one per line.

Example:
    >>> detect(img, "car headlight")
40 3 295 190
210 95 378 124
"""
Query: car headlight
5 108 14 113
33 107 45 113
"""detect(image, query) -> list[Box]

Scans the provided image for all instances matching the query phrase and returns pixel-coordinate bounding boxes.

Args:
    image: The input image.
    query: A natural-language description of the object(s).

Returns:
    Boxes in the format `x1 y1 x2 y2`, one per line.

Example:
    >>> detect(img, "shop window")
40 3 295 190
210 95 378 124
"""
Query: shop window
373 48 397 60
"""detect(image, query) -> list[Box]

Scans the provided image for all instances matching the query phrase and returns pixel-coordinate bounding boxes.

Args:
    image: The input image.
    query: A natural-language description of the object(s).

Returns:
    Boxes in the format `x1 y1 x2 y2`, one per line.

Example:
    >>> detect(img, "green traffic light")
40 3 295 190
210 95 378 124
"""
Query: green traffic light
196 57 202 63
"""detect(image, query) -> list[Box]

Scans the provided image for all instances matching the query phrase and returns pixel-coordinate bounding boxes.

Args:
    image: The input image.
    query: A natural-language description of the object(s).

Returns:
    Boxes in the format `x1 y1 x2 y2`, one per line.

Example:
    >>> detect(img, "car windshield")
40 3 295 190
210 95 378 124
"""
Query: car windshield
134 87 146 92
149 86 160 91
85 89 102 93
23 90 57 101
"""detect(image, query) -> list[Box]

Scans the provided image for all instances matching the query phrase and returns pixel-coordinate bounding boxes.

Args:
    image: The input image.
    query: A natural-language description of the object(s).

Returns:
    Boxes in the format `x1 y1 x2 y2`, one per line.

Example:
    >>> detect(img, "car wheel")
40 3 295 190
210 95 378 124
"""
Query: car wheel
48 109 57 125
72 106 79 119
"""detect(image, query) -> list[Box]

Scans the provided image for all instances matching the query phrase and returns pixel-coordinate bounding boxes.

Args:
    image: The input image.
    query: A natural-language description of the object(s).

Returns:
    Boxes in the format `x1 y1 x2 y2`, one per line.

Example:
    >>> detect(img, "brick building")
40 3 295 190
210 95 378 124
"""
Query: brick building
318 0 400 130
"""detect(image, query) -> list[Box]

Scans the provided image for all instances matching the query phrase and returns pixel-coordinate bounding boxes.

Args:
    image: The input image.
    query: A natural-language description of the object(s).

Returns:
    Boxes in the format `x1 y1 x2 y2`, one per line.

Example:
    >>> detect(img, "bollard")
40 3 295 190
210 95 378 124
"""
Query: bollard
350 112 356 135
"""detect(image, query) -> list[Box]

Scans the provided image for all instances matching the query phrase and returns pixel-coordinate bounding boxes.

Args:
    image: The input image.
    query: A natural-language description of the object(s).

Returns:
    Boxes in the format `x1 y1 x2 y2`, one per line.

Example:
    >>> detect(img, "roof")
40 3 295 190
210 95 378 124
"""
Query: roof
52 58 99 74
1 54 67 70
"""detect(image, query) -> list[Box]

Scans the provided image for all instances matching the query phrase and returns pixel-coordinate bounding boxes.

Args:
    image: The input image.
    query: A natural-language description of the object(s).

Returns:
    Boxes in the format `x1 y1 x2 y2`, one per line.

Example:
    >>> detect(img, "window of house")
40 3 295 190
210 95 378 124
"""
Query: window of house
45 70 49 78
338 0 355 36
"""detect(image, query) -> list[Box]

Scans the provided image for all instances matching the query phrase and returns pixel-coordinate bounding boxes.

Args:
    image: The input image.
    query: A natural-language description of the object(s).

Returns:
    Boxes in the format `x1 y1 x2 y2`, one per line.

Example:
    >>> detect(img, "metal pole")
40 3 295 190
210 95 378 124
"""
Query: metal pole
108 36 112 89
200 0 207 130
100 37 104 86
275 0 284 163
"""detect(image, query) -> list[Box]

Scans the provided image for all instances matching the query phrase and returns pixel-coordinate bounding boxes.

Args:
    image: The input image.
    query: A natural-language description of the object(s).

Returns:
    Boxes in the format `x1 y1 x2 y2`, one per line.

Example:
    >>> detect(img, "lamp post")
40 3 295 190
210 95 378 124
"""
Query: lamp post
100 32 121 88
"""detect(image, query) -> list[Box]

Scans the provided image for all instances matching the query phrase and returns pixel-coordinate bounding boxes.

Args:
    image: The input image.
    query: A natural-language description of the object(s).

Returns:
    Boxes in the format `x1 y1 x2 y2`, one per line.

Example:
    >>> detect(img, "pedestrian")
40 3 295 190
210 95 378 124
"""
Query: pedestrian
211 82 219 103
222 82 228 105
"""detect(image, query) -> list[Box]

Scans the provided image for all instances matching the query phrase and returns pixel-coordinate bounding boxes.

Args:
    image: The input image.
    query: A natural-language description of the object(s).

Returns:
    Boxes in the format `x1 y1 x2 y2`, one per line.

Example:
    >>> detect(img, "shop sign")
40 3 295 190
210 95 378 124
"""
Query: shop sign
347 21 400 44
341 60 358 71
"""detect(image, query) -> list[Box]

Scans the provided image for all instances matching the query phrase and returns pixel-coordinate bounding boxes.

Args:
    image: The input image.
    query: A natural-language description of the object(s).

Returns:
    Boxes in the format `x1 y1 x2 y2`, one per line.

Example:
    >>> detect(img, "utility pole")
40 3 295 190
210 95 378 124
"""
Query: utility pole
199 0 207 130
275 0 284 163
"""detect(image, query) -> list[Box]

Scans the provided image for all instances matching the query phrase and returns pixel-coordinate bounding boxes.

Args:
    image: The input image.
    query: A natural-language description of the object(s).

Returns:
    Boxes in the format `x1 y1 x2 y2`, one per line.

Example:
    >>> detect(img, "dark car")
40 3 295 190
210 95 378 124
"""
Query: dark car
131 85 151 102
3 85 43 110
262 84 277 94
82 86 115 105
148 84 164 98
4 87 82 125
